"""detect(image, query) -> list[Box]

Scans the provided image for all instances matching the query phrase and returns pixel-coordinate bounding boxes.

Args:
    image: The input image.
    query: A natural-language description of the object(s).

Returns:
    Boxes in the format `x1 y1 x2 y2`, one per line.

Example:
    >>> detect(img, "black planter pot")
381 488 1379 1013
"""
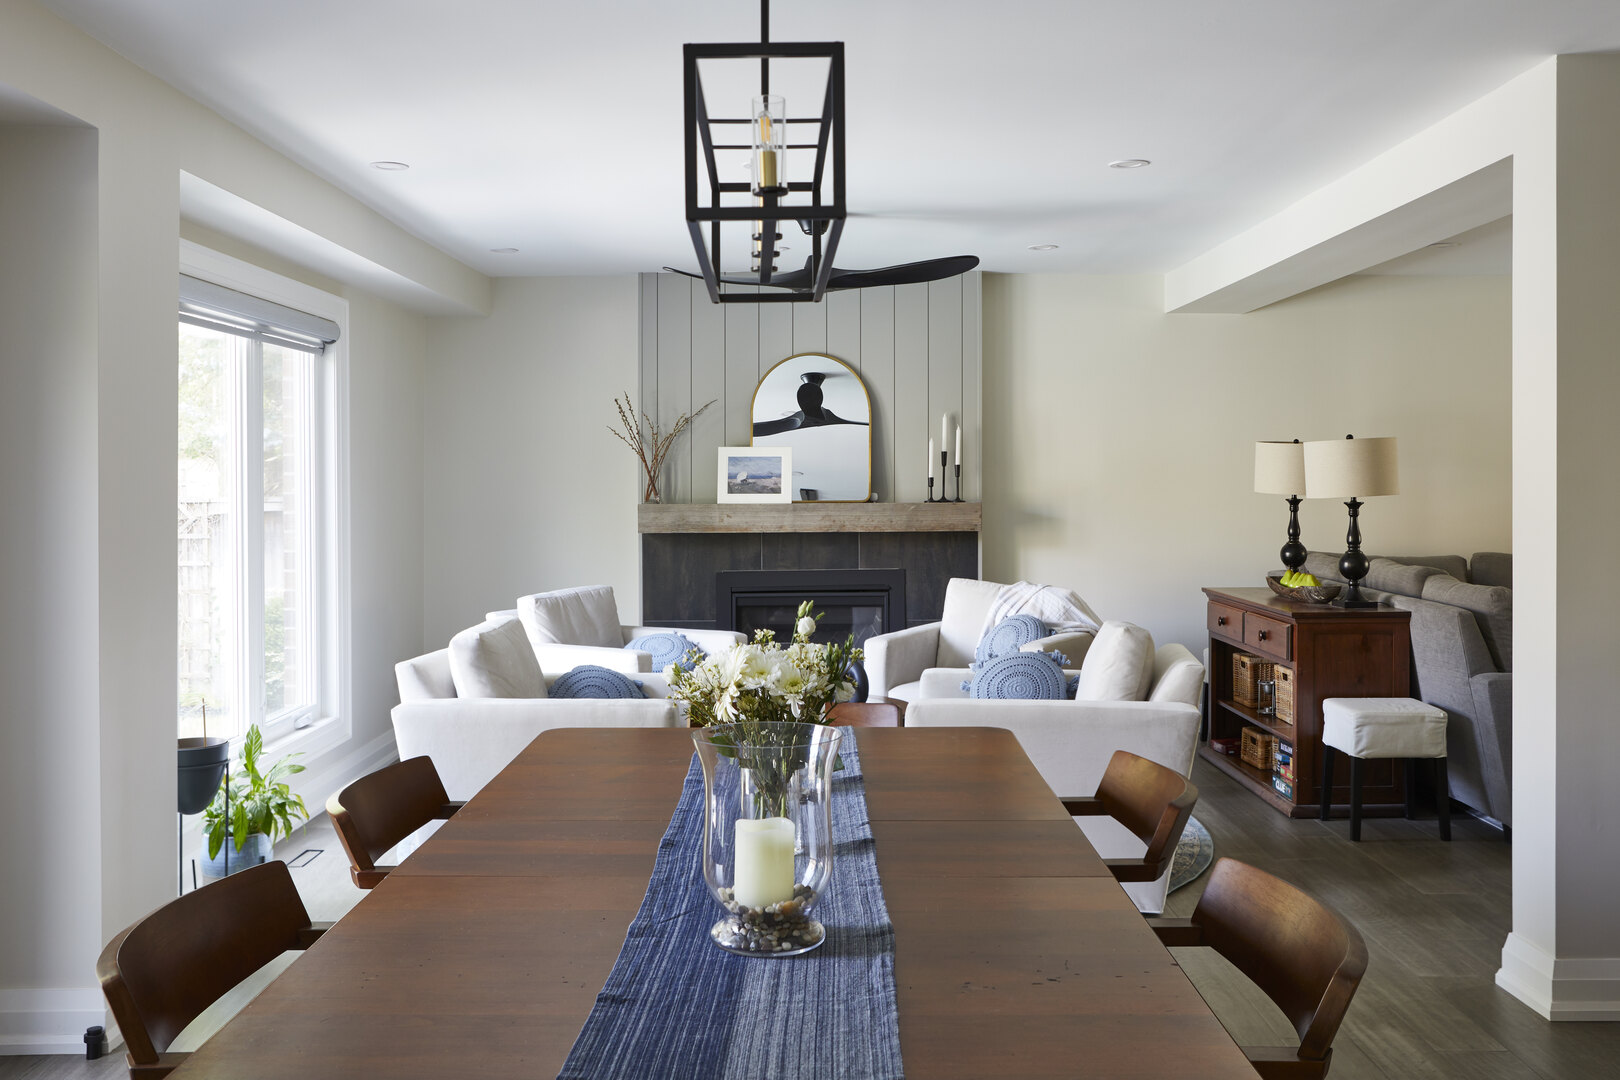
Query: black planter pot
177 736 230 815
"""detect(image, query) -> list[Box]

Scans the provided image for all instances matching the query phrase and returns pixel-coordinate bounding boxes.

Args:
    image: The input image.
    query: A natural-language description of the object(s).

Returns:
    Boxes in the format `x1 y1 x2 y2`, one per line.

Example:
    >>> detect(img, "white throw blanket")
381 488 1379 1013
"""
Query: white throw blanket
980 581 1103 640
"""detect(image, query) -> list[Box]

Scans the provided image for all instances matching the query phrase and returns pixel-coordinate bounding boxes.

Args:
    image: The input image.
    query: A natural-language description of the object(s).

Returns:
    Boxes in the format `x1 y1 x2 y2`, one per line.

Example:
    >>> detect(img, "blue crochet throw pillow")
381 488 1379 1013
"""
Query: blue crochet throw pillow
974 614 1049 666
969 651 1068 700
549 665 646 700
625 632 702 673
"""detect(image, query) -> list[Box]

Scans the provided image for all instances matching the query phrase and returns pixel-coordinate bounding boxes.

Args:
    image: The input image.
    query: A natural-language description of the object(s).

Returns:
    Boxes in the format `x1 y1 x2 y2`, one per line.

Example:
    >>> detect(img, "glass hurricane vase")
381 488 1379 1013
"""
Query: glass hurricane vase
692 721 842 956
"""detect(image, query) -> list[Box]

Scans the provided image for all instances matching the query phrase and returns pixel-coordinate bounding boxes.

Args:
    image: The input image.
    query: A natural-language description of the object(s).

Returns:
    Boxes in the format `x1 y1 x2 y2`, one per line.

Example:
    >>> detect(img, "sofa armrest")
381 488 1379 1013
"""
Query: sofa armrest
1470 670 1513 826
390 698 681 800
1022 631 1094 666
918 667 973 699
865 622 941 700
533 642 649 674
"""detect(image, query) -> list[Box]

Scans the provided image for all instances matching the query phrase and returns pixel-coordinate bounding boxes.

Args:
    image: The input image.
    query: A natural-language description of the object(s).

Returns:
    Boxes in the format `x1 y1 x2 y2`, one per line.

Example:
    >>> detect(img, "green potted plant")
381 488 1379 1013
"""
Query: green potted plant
200 724 310 878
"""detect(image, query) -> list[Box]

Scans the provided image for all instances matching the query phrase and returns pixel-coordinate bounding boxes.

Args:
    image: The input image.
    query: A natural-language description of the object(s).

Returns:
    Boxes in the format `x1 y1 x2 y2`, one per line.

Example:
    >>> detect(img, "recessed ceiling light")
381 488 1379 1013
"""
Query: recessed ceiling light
1028 244 1059 252
370 160 410 171
1108 159 1152 169
490 247 519 254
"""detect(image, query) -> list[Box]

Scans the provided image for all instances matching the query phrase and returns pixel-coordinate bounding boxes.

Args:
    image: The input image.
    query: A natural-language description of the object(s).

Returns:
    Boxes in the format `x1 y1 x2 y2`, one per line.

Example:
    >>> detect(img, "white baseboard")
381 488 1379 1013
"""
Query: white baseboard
0 988 106 1056
1497 932 1620 1020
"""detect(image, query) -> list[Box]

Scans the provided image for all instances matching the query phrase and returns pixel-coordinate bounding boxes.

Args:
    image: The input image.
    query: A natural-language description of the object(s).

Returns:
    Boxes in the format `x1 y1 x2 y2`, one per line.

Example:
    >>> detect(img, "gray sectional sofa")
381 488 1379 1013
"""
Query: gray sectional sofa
1301 550 1513 828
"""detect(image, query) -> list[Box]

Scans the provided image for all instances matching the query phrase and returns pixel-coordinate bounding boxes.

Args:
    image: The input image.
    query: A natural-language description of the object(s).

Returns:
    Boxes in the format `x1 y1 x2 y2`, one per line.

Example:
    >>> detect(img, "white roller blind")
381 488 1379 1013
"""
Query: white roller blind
178 274 341 353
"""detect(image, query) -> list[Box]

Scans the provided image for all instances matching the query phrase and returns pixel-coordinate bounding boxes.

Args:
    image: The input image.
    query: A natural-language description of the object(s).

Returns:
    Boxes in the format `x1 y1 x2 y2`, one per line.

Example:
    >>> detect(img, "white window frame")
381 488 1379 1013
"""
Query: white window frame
179 239 352 762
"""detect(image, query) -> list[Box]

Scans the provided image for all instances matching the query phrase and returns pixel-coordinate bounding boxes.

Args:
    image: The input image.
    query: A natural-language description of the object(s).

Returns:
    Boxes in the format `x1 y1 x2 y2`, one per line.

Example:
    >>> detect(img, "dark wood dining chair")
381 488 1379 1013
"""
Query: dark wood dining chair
1061 749 1198 883
326 756 463 889
827 702 902 727
1151 857 1368 1079
97 860 328 1079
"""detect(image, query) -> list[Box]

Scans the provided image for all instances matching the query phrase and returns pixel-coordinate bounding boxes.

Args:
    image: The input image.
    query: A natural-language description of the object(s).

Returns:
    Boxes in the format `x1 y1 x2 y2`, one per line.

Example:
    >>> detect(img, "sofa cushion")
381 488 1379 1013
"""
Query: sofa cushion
519 585 622 649
1361 557 1447 597
1074 621 1155 702
549 665 646 699
1382 554 1469 582
937 578 1005 668
970 652 1067 700
974 614 1048 666
1420 575 1513 671
448 617 547 699
625 632 703 673
1470 552 1513 589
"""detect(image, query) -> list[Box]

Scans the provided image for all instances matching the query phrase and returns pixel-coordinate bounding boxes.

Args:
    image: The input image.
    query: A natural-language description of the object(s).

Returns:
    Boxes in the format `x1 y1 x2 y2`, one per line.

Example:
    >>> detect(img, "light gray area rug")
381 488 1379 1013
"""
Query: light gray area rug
1169 816 1214 893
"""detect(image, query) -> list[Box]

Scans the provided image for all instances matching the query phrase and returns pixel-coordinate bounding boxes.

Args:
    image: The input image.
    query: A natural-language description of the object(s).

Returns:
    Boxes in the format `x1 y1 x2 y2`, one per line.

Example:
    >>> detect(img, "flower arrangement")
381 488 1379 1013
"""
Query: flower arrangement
668 601 861 731
672 603 860 821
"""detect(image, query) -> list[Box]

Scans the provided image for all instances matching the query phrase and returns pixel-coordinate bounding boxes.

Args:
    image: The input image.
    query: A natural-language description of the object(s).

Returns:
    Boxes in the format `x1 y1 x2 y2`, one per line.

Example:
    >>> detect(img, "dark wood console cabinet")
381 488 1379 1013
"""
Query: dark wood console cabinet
1202 587 1412 818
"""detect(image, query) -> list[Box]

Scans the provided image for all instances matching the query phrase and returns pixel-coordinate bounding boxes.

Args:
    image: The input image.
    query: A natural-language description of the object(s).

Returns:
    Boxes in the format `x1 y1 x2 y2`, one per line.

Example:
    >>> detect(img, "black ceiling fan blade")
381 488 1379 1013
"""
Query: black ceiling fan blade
826 255 980 290
661 265 815 290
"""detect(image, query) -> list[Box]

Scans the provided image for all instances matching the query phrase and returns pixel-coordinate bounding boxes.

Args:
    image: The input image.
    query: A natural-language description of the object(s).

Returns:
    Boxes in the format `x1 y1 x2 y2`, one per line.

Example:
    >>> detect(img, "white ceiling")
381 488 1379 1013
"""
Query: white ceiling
34 0 1620 278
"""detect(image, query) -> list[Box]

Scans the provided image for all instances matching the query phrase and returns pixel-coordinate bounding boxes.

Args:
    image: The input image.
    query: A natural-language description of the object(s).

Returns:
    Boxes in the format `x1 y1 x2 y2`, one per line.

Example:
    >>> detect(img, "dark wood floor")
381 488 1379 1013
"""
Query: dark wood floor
1165 758 1620 1080
6 758 1616 1080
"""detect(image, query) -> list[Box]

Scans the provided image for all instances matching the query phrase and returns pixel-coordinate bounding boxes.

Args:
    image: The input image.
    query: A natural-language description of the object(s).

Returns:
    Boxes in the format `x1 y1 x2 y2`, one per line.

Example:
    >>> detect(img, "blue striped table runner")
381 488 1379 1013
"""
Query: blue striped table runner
557 736 904 1080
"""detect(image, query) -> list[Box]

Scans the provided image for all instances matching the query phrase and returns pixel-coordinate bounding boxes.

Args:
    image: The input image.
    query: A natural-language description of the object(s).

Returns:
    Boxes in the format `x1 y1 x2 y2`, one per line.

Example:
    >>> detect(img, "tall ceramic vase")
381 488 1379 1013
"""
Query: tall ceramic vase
692 722 841 956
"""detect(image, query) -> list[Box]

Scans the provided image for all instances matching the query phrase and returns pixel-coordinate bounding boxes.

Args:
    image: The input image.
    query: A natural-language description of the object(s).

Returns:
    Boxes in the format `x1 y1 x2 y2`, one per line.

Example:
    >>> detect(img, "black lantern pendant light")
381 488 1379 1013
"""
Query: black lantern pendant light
675 0 977 303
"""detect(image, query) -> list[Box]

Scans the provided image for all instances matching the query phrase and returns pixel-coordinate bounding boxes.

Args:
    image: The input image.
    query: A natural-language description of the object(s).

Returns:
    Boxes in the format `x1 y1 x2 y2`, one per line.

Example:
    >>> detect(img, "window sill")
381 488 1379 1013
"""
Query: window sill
261 713 349 770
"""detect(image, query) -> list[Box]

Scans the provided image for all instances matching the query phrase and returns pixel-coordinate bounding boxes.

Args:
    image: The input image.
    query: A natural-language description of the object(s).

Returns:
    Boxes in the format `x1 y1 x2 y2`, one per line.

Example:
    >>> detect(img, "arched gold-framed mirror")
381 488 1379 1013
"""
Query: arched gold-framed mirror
750 353 872 502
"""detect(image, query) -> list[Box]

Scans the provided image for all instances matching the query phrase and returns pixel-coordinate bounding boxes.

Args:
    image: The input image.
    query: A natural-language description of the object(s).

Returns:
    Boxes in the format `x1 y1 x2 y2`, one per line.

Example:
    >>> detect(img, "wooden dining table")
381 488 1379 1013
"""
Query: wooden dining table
171 726 1258 1079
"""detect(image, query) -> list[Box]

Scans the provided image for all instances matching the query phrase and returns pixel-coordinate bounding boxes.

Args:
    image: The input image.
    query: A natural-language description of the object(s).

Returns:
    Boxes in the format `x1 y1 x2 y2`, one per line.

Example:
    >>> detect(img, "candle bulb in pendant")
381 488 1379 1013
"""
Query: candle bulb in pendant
928 438 935 480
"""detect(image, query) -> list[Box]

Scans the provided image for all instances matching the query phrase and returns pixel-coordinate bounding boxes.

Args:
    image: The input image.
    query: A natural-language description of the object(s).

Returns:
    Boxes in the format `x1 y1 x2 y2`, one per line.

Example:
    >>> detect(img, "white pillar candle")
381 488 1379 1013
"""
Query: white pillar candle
928 438 935 480
733 816 796 909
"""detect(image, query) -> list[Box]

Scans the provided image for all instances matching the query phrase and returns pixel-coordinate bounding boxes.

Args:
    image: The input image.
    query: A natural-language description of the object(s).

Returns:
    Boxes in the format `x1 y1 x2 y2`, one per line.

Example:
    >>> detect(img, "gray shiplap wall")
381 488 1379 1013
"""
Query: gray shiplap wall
638 272 982 504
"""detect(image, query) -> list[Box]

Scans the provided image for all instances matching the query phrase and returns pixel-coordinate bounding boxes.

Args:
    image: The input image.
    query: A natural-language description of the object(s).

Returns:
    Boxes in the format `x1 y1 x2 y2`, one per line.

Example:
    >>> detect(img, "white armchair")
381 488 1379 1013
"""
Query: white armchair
864 578 1094 703
391 648 684 800
510 584 744 675
905 643 1204 914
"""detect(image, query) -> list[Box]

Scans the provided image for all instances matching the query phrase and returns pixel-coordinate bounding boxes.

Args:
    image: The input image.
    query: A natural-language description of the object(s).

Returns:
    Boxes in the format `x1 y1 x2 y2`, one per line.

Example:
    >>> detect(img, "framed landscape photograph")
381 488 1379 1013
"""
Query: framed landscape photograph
717 447 792 503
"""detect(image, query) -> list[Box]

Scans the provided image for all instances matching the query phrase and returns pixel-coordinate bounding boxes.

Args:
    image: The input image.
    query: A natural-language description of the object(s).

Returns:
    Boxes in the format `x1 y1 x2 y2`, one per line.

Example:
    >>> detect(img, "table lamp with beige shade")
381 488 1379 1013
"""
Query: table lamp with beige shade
1303 435 1399 608
1254 439 1309 575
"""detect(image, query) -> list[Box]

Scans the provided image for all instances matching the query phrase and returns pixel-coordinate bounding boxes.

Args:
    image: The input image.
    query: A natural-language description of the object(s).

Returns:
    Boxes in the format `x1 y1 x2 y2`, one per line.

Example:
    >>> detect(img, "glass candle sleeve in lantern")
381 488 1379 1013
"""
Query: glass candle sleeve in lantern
751 95 787 196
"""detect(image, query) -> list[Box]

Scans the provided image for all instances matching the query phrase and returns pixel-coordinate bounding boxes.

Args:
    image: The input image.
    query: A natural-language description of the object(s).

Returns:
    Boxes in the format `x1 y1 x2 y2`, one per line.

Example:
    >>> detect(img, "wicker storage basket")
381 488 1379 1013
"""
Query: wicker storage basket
1240 726 1278 772
1274 665 1296 725
1232 653 1274 709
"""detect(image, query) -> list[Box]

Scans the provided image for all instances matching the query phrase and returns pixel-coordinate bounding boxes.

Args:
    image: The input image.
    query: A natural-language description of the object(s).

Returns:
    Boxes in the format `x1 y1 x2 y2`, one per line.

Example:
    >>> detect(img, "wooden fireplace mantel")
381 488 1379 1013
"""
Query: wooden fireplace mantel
637 502 981 535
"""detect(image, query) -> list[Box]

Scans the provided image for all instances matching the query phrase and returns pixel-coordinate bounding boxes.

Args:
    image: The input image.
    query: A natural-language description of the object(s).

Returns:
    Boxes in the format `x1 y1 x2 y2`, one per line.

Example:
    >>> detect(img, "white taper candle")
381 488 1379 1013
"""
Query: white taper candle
941 413 948 450
928 438 935 480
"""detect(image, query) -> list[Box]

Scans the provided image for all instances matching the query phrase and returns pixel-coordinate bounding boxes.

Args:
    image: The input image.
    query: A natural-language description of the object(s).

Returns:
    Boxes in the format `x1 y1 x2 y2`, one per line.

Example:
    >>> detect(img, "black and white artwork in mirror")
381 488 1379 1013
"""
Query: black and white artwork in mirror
751 353 872 501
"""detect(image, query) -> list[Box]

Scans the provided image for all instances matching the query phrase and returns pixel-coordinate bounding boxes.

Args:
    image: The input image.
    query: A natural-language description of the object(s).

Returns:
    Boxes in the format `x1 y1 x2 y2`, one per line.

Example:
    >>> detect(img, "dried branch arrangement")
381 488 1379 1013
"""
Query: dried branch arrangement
609 393 715 503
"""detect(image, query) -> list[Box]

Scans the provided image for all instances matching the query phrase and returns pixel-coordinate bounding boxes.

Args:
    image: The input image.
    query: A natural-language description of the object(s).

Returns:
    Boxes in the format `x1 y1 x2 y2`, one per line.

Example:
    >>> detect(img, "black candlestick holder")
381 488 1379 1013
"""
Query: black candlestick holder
951 463 964 502
927 477 937 502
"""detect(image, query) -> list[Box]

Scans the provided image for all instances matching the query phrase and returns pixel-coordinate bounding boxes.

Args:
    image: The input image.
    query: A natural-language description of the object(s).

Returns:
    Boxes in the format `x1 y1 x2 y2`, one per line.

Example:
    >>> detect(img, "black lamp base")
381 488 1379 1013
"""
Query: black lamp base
1331 498 1380 608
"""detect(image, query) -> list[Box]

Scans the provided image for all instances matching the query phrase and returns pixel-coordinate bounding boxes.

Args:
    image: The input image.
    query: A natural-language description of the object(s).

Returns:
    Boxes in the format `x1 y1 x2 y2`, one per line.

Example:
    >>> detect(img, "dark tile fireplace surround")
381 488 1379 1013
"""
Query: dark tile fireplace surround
639 504 981 645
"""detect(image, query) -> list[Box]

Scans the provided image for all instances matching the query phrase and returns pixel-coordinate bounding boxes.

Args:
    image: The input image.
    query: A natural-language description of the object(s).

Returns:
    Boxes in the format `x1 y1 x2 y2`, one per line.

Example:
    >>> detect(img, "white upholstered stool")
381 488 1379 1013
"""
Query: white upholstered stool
1320 697 1450 842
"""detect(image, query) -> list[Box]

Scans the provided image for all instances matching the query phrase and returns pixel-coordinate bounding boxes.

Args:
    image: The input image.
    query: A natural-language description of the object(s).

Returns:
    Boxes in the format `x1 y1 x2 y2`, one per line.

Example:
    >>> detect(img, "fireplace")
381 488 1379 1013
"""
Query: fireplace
717 568 906 650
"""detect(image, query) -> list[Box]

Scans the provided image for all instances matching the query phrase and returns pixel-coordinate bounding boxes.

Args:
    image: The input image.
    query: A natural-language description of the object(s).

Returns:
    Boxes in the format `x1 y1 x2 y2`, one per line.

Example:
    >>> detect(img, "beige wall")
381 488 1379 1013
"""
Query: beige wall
422 276 642 647
981 271 1511 654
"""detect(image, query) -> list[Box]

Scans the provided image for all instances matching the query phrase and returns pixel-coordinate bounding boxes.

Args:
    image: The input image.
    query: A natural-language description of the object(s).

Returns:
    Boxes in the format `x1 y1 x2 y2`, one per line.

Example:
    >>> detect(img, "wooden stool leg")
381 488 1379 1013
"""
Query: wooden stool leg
1319 746 1336 821
1404 759 1416 820
1349 756 1364 842
1435 757 1451 841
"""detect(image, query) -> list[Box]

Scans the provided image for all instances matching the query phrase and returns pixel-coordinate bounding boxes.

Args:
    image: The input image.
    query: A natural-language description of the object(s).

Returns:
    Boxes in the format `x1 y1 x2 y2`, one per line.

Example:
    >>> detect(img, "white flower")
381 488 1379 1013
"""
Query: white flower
795 616 817 640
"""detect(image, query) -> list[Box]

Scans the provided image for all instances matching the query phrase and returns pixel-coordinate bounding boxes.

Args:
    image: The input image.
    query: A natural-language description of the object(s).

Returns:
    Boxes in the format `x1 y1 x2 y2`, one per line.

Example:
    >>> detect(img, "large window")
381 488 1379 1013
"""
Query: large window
177 261 344 746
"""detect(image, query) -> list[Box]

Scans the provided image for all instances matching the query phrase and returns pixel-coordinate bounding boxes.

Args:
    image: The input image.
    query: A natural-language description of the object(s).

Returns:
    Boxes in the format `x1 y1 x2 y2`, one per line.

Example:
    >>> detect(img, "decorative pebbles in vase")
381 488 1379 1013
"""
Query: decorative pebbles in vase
693 721 842 956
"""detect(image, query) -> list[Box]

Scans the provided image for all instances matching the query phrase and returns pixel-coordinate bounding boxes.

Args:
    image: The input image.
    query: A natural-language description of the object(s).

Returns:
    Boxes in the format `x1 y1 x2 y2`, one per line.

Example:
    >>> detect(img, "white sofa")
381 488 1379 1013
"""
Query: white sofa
906 643 1204 914
392 647 684 800
865 578 1096 703
490 584 743 675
